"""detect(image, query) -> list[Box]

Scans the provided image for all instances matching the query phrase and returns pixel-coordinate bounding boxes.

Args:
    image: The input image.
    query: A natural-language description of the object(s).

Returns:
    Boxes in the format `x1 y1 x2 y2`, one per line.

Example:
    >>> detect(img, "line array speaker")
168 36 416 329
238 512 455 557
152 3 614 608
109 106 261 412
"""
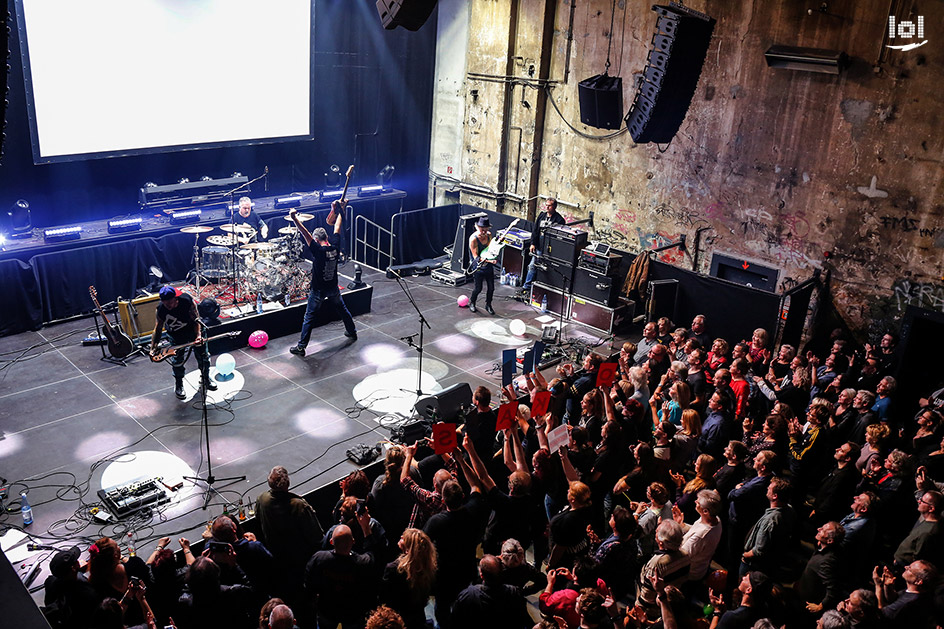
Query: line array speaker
624 4 715 144
376 0 438 32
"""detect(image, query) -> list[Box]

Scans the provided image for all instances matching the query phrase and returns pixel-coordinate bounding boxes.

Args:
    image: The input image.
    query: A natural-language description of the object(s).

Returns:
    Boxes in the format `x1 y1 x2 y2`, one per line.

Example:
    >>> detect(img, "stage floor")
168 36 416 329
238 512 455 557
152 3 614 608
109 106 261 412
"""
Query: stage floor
0 266 630 599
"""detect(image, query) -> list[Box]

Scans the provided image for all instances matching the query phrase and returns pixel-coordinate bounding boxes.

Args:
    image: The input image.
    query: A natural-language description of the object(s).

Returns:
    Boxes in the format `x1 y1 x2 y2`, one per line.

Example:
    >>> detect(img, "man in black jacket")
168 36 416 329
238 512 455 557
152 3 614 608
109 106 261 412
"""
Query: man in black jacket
810 442 862 526
797 521 846 615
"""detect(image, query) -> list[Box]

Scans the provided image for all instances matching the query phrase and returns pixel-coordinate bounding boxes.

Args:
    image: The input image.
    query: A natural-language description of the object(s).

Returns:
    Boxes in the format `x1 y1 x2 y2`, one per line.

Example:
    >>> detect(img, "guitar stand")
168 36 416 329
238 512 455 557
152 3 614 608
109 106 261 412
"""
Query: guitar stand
91 304 145 366
184 361 245 510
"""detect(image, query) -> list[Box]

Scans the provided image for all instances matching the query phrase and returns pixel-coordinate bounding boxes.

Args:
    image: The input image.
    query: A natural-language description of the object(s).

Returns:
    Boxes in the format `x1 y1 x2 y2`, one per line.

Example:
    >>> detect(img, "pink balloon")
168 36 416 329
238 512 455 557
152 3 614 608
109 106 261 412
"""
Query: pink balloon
248 330 269 348
457 295 470 308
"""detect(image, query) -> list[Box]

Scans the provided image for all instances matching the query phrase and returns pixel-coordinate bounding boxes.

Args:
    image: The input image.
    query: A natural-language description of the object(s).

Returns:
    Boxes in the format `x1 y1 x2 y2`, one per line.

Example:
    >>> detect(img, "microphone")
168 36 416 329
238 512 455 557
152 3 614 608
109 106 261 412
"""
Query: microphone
264 166 269 192
27 543 58 551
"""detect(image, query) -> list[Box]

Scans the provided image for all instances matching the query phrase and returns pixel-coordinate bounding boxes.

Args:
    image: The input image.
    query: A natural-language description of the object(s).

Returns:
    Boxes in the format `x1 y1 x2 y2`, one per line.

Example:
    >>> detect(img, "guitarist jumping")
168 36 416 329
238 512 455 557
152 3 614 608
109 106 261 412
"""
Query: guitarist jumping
150 285 217 399
468 216 496 315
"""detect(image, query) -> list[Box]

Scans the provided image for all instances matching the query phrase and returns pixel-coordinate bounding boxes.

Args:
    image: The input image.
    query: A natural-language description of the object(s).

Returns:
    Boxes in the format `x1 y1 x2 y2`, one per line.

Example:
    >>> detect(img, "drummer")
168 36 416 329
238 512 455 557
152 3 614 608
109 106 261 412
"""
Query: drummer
234 196 268 243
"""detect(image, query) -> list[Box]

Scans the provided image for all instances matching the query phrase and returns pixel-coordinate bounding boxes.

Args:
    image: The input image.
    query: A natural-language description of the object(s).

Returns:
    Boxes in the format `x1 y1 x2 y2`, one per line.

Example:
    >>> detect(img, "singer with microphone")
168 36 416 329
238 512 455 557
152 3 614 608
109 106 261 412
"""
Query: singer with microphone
468 216 496 314
234 196 268 242
289 201 357 357
522 197 565 291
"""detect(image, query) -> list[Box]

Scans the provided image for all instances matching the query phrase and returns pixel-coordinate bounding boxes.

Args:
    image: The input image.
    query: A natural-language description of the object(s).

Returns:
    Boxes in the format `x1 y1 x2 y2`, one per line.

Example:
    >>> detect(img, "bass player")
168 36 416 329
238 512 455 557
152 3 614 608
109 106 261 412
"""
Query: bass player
150 285 216 399
468 216 496 315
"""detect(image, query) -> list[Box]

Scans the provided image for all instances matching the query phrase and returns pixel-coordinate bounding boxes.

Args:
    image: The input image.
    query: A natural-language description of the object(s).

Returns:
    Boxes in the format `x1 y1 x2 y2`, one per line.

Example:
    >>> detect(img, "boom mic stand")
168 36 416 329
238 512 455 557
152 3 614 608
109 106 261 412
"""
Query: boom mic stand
183 334 245 510
390 268 432 400
225 168 268 309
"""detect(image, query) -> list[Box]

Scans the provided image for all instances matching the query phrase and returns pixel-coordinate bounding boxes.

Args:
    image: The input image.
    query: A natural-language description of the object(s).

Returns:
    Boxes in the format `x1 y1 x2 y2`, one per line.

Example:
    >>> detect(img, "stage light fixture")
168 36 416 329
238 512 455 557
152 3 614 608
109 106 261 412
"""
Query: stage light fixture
107 217 143 234
348 264 367 290
177 177 190 184
44 225 82 242
144 182 157 188
358 184 383 197
325 164 342 189
319 189 344 203
377 164 395 187
231 171 243 178
170 209 202 224
200 175 212 181
274 195 304 209
5 199 33 239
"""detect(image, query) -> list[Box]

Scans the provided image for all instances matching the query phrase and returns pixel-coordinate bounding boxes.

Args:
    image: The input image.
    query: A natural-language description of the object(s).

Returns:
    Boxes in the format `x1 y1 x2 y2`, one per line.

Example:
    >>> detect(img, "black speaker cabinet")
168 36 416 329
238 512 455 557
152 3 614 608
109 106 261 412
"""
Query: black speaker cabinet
624 4 715 144
569 296 635 335
376 0 437 31
544 225 589 266
578 73 624 130
534 257 575 291
530 283 569 318
573 266 620 307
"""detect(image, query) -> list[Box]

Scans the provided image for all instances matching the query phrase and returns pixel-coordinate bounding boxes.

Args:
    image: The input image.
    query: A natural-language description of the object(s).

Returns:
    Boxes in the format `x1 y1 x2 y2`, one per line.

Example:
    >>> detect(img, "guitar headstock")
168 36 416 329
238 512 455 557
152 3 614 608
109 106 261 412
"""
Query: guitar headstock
89 285 97 298
345 165 354 178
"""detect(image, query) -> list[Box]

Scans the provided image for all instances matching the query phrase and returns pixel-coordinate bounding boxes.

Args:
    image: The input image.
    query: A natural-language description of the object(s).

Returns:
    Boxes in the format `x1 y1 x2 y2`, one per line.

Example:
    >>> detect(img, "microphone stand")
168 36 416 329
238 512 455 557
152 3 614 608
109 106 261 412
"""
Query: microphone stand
225 168 268 310
183 333 245 510
390 268 432 399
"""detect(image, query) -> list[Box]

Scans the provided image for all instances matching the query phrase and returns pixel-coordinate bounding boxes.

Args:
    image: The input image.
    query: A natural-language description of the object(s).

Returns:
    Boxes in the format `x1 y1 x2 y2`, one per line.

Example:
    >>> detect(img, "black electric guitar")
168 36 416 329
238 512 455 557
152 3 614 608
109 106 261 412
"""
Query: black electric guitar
150 331 241 363
327 165 354 225
89 286 135 358
467 218 521 275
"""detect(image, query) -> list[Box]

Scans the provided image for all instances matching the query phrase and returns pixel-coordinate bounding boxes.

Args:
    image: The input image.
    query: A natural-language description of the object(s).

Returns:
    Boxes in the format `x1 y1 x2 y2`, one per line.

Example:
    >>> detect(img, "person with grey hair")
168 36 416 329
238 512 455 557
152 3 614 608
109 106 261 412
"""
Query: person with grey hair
255 465 324 603
268 603 295 629
873 560 937 624
893 489 942 567
674 489 723 582
816 610 849 629
836 588 879 628
636 519 690 619
234 195 268 240
289 203 357 356
797 521 846 614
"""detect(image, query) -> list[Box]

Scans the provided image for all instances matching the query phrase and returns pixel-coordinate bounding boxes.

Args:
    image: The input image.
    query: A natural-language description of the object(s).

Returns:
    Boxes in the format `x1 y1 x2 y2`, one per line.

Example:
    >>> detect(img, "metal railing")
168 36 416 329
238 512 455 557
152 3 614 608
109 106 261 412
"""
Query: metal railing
353 214 395 271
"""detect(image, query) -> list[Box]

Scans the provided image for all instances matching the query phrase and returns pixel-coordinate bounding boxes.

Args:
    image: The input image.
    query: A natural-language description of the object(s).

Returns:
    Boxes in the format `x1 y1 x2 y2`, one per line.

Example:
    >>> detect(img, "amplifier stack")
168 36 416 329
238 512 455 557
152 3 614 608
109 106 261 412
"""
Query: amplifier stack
573 242 623 307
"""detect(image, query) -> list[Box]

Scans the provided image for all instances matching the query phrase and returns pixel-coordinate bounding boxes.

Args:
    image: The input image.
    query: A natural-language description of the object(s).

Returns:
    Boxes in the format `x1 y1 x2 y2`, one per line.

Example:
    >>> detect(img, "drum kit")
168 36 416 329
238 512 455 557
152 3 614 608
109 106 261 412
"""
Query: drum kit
179 214 314 304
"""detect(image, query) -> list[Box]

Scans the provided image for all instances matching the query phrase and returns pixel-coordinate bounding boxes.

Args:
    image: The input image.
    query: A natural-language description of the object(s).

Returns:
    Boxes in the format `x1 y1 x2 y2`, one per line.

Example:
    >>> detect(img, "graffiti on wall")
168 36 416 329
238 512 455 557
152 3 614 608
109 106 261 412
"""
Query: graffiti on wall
636 228 686 264
892 279 944 313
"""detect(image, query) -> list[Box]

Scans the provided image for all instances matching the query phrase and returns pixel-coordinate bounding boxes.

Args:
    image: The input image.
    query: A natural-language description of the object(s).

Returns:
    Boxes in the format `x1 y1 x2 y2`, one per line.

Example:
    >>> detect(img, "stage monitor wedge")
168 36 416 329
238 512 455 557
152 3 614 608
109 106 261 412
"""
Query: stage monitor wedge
376 0 438 31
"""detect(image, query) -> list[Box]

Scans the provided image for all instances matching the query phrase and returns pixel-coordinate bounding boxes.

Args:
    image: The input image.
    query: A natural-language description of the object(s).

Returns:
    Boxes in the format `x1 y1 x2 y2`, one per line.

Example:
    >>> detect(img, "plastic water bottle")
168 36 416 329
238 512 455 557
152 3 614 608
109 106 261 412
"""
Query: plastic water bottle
284 292 291 307
500 269 507 285
127 532 136 557
541 294 548 313
256 293 263 314
20 492 33 526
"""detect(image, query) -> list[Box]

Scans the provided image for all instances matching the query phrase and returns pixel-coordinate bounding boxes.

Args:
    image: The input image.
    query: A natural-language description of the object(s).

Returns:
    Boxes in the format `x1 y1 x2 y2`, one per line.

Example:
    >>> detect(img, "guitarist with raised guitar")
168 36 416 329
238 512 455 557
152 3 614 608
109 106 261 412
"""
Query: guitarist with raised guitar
150 285 216 399
468 216 496 315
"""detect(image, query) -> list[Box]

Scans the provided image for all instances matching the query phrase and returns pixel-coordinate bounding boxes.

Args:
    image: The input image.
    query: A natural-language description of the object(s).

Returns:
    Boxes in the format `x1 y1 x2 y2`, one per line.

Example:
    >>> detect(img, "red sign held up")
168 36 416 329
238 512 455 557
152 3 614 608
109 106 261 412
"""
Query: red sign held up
432 423 457 454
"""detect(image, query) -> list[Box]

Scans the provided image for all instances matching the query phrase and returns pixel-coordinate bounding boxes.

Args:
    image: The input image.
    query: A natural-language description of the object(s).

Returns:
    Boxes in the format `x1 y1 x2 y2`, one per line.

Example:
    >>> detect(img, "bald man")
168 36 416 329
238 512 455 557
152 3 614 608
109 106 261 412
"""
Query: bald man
304 524 377 628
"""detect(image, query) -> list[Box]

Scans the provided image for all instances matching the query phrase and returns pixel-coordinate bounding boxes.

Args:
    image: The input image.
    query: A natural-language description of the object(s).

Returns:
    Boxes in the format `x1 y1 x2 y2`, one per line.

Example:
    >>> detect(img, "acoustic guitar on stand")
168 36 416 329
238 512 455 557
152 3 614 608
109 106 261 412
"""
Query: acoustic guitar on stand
89 286 135 358
326 165 354 226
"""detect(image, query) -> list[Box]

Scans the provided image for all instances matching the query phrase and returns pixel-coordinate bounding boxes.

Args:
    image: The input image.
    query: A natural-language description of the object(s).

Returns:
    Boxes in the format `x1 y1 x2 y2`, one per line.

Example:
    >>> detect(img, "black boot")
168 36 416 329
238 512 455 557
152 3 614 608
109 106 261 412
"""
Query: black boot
485 304 495 315
469 302 478 313
174 378 186 400
202 373 218 391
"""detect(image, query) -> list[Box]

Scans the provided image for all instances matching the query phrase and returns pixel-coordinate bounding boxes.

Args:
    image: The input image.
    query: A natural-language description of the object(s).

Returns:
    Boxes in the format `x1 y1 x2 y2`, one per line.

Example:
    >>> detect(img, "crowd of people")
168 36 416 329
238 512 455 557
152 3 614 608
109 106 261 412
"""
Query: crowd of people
41 315 944 629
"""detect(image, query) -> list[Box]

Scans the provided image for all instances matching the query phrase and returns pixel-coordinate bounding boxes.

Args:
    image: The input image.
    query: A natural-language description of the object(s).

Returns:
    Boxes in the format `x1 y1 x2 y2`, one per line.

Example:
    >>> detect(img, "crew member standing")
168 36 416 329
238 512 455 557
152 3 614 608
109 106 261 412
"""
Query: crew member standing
289 201 357 356
522 197 565 291
151 286 216 400
234 196 268 242
468 216 496 315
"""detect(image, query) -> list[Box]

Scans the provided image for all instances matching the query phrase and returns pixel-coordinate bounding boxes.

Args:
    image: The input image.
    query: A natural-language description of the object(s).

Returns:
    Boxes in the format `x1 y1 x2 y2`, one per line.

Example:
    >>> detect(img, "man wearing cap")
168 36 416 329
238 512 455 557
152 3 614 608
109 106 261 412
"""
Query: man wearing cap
151 286 216 399
467 216 496 315
523 197 565 291
289 203 357 356
43 546 98 629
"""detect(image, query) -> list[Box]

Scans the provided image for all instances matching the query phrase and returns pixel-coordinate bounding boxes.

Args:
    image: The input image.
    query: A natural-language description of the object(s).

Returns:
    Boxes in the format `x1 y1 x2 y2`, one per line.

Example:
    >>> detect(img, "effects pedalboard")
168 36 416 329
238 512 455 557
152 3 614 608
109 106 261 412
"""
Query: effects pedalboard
97 477 170 519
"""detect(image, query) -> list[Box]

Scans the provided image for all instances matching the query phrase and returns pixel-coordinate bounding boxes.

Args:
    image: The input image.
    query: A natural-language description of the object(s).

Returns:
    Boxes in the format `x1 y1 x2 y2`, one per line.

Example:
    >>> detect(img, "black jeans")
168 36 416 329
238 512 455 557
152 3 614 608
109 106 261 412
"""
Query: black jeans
168 329 210 381
470 266 494 307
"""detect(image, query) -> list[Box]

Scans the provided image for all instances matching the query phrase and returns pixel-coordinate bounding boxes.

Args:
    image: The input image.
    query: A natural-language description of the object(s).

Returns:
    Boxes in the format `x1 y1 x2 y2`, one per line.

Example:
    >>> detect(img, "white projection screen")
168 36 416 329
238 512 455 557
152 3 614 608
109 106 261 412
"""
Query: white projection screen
16 0 313 163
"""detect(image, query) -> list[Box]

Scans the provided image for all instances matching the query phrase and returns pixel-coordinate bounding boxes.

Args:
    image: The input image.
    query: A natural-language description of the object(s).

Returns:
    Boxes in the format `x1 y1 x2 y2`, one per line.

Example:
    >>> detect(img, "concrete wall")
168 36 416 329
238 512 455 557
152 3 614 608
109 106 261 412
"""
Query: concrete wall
428 0 944 334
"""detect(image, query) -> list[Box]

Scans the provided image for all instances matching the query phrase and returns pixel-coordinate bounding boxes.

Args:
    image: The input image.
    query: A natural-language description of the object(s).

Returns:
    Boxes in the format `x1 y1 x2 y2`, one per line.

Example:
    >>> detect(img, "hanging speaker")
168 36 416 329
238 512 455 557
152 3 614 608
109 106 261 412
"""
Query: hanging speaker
376 0 438 31
625 4 716 144
578 73 623 130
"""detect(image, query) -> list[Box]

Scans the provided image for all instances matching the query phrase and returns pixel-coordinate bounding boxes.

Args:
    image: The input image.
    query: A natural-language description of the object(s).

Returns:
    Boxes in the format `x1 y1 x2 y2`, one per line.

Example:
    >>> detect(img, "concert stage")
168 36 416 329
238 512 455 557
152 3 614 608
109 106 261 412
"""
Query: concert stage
0 265 628 614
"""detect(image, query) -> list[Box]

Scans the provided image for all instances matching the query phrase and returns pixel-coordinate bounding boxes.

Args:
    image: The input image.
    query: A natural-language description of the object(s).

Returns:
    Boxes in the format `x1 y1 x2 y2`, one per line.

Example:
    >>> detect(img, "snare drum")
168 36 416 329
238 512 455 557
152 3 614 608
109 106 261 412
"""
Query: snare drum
201 246 233 278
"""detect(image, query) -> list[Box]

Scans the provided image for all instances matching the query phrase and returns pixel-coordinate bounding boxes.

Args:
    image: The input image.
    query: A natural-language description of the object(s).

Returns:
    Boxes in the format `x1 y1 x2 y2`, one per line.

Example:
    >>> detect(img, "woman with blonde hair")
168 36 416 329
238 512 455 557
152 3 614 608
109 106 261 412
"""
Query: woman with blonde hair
381 528 437 628
670 454 719 520
671 408 701 470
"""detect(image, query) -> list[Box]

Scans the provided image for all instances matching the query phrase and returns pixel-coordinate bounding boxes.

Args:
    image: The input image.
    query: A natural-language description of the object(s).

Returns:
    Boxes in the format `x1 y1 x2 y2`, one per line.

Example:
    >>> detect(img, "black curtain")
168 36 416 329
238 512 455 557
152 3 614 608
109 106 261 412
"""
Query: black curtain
0 0 435 227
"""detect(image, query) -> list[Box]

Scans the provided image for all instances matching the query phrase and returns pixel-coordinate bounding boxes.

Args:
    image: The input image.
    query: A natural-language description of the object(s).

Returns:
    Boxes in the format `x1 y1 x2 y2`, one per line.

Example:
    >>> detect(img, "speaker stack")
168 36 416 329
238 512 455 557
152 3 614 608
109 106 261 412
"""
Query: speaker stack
573 244 623 307
624 4 715 144
537 224 588 290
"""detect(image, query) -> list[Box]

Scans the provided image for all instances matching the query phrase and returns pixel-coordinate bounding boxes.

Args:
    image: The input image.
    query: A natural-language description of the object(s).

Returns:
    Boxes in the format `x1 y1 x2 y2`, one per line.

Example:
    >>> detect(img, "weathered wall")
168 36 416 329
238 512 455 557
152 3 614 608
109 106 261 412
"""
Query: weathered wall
430 0 944 334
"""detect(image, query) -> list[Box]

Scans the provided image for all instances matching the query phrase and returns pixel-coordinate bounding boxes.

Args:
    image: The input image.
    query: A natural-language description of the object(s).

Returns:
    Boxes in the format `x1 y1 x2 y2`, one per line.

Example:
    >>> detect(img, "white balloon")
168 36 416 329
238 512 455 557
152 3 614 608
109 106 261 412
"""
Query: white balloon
509 319 527 336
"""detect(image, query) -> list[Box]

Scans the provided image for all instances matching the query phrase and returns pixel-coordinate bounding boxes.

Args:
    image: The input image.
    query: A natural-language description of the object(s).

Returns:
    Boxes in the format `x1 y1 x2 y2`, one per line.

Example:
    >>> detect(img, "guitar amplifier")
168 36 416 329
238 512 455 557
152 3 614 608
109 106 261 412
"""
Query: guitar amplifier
573 266 621 307
569 296 635 335
579 242 622 276
534 256 575 291
118 294 161 339
544 225 589 266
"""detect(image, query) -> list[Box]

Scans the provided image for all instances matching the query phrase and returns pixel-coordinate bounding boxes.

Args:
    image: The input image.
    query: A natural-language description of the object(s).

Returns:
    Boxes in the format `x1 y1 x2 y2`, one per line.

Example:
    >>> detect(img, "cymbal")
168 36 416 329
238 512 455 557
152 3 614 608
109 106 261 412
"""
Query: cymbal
207 234 239 246
240 242 277 251
180 226 213 234
278 226 299 235
284 213 314 222
220 224 257 234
